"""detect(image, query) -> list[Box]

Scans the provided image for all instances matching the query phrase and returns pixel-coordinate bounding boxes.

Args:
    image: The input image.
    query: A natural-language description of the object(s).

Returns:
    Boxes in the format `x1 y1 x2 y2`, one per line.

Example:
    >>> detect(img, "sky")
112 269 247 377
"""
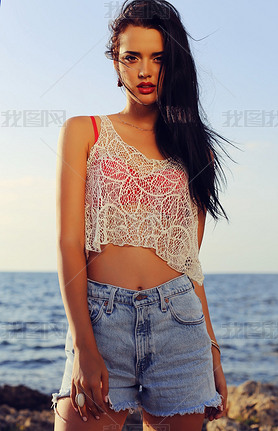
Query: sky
0 0 277 274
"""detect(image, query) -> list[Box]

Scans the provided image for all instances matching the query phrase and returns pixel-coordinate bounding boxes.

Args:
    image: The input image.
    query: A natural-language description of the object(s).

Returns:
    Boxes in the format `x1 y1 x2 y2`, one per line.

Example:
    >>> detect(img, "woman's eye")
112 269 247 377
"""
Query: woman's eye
124 55 163 62
124 55 137 62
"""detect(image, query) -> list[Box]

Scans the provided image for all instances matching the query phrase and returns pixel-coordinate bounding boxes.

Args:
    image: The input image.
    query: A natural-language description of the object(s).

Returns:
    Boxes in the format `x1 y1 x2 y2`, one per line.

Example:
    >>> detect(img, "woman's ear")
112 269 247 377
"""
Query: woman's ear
113 59 119 77
113 54 120 73
113 59 123 87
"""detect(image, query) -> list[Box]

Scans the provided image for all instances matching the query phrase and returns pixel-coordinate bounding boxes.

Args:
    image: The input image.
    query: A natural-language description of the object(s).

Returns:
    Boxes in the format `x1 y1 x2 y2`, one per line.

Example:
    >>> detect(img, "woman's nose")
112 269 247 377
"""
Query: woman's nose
138 61 152 78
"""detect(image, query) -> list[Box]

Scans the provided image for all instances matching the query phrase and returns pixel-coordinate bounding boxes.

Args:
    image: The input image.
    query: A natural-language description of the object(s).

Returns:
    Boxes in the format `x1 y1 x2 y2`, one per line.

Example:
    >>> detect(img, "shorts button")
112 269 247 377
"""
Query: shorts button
165 298 169 303
104 300 108 306
135 294 148 300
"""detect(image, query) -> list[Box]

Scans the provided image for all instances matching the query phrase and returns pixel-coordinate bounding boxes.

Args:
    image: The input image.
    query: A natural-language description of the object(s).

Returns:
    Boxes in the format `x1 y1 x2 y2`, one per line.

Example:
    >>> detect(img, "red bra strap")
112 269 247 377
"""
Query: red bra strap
89 116 99 143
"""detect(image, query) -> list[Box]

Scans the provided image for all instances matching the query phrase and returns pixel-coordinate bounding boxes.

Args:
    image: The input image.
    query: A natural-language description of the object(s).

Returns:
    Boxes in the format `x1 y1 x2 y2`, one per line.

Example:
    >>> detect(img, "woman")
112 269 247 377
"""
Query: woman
51 0 234 429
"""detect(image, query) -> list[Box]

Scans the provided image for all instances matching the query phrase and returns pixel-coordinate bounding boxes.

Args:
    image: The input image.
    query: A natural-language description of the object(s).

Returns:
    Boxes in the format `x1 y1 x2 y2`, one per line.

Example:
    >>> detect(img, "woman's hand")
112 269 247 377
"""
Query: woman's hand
205 362 228 421
70 347 110 422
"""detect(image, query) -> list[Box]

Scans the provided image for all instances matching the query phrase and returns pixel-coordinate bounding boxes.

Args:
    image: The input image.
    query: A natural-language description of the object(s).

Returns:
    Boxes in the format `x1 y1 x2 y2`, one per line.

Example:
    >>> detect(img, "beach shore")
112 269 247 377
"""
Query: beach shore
0 380 277 430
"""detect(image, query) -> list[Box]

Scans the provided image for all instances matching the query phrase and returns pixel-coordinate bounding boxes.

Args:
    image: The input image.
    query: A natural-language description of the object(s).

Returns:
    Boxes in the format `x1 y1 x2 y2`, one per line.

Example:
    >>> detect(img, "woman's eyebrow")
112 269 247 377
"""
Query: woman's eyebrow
122 50 164 56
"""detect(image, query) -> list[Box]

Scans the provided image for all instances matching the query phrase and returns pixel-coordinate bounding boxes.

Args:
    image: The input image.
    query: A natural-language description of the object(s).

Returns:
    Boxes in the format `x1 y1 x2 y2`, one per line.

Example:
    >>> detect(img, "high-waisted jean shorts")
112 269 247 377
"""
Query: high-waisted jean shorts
51 273 223 419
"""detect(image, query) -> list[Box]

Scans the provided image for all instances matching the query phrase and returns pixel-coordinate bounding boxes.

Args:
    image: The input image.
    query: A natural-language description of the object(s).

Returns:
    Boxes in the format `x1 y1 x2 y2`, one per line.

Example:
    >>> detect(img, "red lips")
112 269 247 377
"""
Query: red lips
137 82 155 87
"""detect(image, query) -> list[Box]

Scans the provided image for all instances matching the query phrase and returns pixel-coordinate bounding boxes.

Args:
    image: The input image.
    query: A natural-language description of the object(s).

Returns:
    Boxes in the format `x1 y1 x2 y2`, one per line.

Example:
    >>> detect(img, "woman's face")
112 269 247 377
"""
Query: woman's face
114 25 165 105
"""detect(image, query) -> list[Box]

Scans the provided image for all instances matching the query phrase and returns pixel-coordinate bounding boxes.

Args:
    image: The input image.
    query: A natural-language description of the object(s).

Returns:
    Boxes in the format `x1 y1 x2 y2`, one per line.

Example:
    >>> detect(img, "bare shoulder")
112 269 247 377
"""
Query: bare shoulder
61 115 101 156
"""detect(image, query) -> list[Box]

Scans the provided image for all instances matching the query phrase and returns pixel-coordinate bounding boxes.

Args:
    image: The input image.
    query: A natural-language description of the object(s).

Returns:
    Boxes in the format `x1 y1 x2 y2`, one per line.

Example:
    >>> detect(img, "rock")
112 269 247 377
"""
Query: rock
226 380 278 428
0 384 51 410
206 417 242 430
203 380 278 430
0 404 54 430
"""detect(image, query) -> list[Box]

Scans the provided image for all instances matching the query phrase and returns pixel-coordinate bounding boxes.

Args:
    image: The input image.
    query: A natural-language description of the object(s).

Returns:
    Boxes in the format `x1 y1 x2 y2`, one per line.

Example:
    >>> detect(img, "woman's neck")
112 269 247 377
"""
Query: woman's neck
120 103 159 128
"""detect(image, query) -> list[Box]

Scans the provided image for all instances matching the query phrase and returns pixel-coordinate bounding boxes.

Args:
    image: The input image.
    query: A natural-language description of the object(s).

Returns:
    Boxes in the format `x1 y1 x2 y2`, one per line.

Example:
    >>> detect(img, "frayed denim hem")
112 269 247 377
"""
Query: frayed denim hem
141 391 223 417
107 393 141 415
51 391 71 424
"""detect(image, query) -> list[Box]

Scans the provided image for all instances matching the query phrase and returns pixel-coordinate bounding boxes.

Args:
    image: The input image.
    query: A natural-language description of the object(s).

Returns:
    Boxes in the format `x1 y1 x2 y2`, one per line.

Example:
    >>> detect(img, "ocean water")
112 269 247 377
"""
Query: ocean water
0 272 277 397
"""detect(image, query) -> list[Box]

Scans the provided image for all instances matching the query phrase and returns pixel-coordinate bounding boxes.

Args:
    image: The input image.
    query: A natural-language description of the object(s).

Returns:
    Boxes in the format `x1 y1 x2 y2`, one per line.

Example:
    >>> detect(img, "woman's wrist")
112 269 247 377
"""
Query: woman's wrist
211 340 222 367
211 339 221 353
73 331 99 353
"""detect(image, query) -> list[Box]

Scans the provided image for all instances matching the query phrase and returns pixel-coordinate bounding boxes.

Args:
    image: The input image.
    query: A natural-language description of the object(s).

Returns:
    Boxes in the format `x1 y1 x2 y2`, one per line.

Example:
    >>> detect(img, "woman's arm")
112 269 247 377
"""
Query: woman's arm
192 208 221 368
193 208 227 420
56 116 109 420
56 116 97 351
192 279 221 367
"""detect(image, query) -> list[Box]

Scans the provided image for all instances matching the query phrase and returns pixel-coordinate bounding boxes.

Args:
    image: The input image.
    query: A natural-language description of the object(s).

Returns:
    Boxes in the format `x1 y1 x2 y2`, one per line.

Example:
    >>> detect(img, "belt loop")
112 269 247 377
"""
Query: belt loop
157 287 167 312
106 287 118 314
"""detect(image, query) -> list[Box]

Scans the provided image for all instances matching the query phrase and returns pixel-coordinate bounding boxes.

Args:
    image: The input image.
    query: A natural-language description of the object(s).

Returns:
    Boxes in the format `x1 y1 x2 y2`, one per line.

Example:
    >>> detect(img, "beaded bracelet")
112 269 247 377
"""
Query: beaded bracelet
211 339 221 355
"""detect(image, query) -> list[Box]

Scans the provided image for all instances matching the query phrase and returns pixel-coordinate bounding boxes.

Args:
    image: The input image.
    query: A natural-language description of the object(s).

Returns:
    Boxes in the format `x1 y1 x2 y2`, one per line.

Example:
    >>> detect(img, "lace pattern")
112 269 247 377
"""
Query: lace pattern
85 115 204 286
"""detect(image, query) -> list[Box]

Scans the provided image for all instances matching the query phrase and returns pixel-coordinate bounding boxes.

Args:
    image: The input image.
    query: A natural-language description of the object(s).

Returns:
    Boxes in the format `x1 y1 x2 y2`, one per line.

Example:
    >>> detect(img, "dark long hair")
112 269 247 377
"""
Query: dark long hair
105 0 239 222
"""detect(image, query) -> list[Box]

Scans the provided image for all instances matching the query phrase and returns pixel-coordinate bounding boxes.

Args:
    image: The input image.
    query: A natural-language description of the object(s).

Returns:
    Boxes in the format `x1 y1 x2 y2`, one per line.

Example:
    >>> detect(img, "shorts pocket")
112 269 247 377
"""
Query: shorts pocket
167 288 205 325
87 297 106 325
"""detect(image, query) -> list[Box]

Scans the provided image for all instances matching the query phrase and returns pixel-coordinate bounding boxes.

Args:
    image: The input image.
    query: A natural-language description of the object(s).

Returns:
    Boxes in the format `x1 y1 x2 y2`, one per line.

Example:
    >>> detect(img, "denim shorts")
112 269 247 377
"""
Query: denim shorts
51 273 223 419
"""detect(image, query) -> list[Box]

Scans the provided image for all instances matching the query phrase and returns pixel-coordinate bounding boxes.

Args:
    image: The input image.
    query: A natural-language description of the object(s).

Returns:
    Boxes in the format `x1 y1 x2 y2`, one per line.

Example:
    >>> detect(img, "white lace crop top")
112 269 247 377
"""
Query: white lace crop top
84 115 204 286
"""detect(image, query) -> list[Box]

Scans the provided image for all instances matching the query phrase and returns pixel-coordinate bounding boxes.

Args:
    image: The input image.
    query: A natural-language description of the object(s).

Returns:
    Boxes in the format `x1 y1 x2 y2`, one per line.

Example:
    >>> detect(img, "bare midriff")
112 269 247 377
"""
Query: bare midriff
86 244 183 291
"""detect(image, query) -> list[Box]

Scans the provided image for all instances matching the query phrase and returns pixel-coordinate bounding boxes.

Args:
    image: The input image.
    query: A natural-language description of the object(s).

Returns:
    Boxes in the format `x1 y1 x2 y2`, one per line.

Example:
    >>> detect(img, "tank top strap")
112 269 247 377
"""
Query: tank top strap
89 115 99 142
100 115 114 131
